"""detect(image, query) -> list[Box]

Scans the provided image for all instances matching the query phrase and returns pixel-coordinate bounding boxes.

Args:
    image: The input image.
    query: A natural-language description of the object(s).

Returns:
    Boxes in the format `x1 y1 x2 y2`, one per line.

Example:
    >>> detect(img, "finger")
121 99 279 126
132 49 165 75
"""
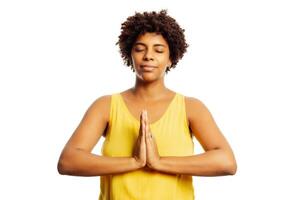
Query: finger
146 112 153 140
146 112 151 139
144 112 150 143
143 110 146 136
145 111 149 133
144 110 147 131
140 110 146 139
145 110 149 130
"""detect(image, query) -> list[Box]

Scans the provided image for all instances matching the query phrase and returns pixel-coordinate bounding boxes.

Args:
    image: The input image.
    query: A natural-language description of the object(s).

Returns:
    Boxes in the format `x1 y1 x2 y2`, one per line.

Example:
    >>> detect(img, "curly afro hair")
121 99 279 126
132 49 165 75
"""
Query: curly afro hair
116 10 188 73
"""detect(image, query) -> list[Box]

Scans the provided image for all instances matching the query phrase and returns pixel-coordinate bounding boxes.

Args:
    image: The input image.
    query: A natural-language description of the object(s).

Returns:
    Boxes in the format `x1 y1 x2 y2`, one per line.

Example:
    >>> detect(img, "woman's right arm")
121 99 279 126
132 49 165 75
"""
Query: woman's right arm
57 95 143 177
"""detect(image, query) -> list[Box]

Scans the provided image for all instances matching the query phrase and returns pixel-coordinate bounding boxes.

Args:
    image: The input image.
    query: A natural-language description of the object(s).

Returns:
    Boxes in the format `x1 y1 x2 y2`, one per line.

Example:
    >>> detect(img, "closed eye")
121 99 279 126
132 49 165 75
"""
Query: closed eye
134 48 145 52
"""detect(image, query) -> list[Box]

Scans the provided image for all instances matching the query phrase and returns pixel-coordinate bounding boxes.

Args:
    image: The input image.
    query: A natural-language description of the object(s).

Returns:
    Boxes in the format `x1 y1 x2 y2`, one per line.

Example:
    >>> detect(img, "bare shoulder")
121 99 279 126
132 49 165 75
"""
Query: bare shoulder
93 94 111 106
184 96 206 107
91 94 112 122
184 95 209 122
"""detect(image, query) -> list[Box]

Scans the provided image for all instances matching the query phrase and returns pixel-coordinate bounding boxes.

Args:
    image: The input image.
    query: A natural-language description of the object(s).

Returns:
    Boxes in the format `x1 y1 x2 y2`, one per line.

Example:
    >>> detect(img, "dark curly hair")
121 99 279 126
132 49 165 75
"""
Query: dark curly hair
116 10 188 73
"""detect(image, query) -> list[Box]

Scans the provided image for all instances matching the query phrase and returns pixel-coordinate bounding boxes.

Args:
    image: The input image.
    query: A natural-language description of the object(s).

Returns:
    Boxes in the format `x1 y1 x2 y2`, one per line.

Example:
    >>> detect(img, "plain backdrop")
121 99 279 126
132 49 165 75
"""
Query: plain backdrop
0 0 299 199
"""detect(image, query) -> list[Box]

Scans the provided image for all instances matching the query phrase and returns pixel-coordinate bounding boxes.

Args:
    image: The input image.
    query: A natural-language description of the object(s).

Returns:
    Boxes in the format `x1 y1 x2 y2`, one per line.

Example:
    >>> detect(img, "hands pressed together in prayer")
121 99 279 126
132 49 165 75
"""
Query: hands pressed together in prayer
133 110 161 170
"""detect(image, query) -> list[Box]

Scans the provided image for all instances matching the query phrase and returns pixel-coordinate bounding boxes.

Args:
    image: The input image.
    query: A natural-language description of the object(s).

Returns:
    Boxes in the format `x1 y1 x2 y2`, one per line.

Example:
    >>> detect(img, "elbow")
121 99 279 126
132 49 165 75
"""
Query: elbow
218 149 237 175
57 158 68 175
223 159 237 175
57 153 74 175
225 162 237 175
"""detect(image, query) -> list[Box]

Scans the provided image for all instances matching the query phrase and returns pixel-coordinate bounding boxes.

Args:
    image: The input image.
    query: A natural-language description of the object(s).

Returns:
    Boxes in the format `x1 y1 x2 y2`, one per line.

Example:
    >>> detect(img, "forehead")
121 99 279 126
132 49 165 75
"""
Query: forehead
134 32 168 47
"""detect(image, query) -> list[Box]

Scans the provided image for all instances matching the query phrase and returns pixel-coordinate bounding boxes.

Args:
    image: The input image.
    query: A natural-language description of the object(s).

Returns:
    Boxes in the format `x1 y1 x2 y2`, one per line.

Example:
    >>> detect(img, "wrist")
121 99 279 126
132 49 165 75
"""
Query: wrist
147 158 161 171
133 157 145 169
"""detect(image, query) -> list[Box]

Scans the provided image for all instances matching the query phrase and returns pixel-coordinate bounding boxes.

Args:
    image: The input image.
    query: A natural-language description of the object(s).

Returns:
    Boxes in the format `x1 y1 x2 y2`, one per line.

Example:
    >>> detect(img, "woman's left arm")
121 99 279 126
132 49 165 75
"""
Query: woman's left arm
152 97 237 176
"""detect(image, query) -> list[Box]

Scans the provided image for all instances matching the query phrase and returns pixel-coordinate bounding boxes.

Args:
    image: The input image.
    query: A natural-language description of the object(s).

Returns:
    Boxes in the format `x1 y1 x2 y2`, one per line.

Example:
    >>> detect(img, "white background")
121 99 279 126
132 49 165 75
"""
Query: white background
1 0 299 199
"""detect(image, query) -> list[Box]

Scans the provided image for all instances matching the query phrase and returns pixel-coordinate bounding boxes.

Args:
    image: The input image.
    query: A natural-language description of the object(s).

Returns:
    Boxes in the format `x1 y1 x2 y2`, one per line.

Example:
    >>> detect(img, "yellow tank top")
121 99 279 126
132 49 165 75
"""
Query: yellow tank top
99 92 195 200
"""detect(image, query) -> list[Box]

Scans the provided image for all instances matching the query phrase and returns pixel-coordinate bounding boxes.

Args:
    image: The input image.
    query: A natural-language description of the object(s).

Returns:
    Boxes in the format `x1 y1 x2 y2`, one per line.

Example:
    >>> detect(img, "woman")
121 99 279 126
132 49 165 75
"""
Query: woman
57 10 237 200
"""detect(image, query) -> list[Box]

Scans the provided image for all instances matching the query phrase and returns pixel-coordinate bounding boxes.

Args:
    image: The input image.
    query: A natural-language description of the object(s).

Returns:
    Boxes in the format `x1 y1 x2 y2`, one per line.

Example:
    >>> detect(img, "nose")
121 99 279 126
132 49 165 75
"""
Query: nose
143 50 154 61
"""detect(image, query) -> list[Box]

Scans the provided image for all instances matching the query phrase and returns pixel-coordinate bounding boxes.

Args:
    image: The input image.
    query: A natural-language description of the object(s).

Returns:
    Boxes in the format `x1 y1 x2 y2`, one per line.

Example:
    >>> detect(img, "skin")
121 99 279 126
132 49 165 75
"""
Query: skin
57 32 237 176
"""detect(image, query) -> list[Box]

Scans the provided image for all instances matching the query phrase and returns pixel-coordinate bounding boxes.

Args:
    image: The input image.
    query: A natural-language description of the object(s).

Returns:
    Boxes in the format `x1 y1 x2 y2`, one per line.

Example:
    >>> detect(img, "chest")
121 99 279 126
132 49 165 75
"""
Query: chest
122 98 172 124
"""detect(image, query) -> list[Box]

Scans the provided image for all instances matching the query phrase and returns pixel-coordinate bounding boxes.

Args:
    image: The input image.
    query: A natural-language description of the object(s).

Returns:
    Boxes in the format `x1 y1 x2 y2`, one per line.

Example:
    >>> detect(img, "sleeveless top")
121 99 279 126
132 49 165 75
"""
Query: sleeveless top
99 92 195 200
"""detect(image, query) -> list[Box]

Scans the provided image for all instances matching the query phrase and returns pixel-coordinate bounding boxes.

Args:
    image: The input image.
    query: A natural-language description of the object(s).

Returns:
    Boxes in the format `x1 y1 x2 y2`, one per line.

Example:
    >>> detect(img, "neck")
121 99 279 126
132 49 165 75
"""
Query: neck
131 78 169 101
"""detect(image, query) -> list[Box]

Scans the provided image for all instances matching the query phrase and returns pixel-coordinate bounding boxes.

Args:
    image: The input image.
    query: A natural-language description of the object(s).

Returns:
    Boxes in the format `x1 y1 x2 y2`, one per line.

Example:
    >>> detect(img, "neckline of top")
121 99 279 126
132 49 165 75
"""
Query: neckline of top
117 92 178 126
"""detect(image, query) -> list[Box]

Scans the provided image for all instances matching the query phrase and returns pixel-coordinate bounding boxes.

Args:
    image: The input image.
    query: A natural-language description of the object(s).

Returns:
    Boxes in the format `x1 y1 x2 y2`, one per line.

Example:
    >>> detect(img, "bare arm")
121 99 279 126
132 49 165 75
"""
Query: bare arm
153 97 237 176
58 148 139 176
57 95 142 177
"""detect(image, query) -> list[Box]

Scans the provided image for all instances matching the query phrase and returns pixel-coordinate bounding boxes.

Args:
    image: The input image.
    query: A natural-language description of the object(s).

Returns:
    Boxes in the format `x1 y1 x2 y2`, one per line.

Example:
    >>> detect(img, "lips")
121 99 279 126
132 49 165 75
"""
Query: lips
140 65 157 72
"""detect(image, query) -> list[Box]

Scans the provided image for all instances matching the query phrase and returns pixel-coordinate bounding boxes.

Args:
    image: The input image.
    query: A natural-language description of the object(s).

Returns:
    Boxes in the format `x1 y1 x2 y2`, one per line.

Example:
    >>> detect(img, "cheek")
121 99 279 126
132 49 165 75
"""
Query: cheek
130 55 138 66
158 55 170 65
131 53 142 63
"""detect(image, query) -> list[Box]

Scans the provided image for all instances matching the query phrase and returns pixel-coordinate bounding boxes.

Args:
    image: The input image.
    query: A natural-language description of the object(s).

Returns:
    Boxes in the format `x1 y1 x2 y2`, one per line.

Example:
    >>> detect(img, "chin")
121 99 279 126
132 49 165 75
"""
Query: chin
138 73 159 82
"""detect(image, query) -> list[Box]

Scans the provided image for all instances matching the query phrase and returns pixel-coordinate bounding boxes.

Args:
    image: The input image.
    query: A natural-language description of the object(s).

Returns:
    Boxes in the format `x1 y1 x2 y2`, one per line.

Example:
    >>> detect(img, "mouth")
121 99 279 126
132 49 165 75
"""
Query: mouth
140 65 157 72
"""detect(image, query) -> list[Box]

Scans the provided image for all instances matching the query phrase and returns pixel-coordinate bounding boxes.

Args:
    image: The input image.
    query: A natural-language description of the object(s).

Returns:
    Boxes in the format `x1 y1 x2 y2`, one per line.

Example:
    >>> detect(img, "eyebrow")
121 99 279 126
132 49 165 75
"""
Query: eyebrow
134 42 166 47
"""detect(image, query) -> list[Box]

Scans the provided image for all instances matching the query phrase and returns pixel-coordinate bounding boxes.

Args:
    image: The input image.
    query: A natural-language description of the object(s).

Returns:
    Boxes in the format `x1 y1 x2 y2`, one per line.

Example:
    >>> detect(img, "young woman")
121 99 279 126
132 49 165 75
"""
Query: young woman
57 10 237 200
